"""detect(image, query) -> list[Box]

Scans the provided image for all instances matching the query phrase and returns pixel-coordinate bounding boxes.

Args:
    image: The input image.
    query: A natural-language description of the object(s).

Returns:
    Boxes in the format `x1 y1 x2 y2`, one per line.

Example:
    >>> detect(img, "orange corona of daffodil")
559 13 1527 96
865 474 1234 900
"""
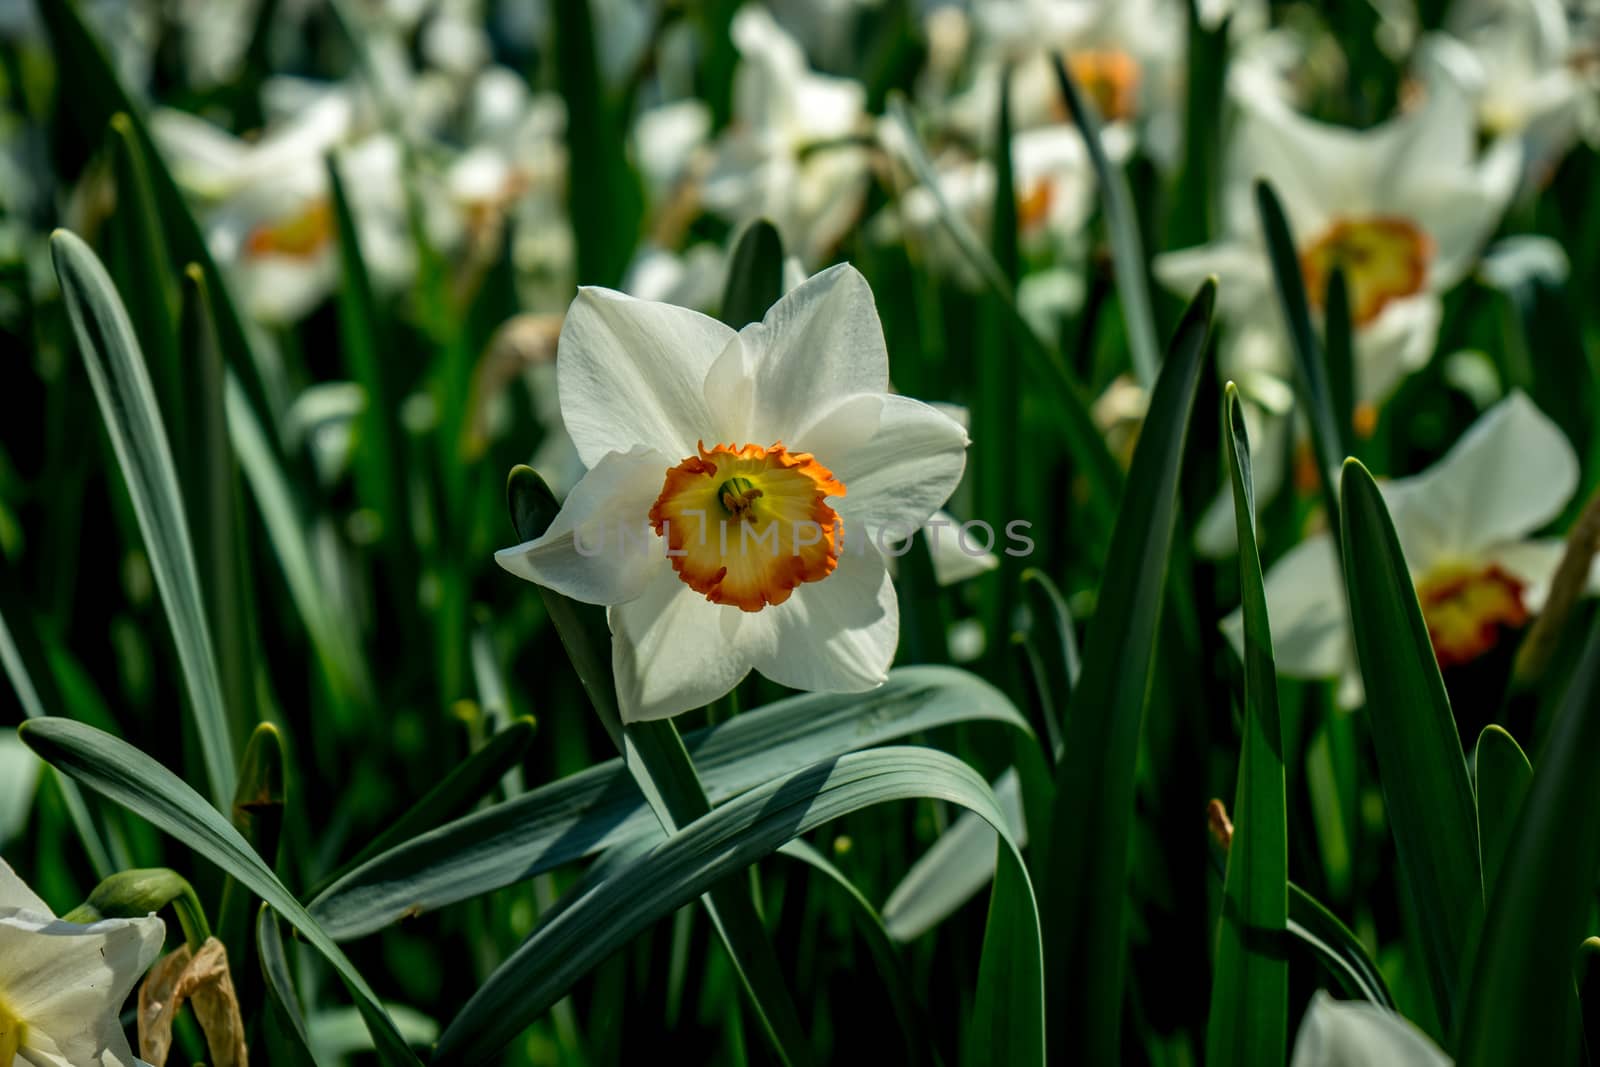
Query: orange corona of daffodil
496 265 969 721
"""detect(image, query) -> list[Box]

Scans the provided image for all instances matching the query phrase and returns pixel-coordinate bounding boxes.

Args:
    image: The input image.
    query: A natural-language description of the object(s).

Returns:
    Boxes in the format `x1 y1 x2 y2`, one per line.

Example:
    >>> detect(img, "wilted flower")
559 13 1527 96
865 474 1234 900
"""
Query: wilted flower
0 856 165 1067
497 265 968 721
1223 392 1593 703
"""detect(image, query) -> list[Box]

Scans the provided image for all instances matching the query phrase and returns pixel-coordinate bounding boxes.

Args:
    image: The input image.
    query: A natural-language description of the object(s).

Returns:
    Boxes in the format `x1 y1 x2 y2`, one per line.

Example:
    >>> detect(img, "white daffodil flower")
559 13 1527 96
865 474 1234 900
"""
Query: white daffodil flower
0 856 165 1067
1157 69 1520 410
1223 392 1594 705
946 0 1186 167
1160 68 1520 555
1440 0 1595 181
700 5 873 267
153 96 415 324
496 264 968 721
1290 992 1452 1067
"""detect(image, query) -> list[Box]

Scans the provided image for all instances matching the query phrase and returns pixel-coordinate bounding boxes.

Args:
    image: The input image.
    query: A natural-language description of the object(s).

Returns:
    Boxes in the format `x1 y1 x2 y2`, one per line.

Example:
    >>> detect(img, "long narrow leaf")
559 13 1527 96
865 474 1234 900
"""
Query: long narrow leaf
51 230 236 808
309 666 1028 937
1208 383 1288 1066
1472 725 1531 893
19 718 423 1066
1052 54 1159 387
430 747 1043 1066
1340 460 1482 1036
1457 620 1600 1064
1040 279 1215 1062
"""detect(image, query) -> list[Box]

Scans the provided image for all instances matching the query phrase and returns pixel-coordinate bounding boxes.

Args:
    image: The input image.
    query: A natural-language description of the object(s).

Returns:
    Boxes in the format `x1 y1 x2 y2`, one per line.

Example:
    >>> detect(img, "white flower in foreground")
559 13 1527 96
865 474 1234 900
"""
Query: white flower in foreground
1290 992 1451 1067
1223 392 1592 703
0 856 164 1067
496 265 969 721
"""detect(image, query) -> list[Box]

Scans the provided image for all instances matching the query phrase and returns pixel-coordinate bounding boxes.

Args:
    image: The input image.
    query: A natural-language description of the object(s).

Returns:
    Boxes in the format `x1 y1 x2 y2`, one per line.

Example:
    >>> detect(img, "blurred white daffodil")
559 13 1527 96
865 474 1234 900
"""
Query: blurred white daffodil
1223 392 1592 704
1158 70 1520 411
0 856 165 1067
497 264 969 721
1290 992 1452 1067
1439 0 1596 181
153 96 415 324
948 0 1186 167
1161 69 1520 554
700 5 873 266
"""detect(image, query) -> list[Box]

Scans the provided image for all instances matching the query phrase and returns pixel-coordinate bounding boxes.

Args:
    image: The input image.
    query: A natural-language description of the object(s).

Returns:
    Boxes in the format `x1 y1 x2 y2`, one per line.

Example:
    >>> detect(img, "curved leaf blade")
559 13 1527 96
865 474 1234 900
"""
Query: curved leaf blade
1340 460 1482 1035
1472 724 1531 893
18 718 422 1066
1457 621 1600 1065
1041 279 1215 1063
50 230 235 809
430 747 1043 1066
310 666 1029 937
1208 384 1288 1066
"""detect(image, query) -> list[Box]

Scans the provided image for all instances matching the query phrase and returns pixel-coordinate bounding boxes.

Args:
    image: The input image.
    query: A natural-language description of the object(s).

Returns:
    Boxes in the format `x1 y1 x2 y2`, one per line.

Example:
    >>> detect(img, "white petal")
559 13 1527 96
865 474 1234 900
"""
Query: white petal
925 510 1000 586
557 287 735 468
740 544 898 691
1480 537 1596 611
0 855 50 915
0 733 40 847
825 396 969 540
1289 991 1452 1067
609 571 752 722
495 448 673 606
0 910 165 1062
738 264 890 445
1355 295 1442 403
1384 391 1577 564
1225 533 1349 679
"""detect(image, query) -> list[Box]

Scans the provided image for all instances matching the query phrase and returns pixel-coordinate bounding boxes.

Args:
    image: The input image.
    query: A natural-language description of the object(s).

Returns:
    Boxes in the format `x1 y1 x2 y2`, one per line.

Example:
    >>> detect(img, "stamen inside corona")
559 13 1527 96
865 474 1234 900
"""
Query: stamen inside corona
245 199 335 260
1066 50 1142 122
1299 216 1433 326
1415 561 1529 668
650 442 845 612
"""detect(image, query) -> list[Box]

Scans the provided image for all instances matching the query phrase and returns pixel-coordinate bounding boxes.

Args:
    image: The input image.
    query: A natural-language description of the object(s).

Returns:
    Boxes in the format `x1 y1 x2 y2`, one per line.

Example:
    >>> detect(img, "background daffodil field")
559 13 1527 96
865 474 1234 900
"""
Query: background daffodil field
5 0 1600 1063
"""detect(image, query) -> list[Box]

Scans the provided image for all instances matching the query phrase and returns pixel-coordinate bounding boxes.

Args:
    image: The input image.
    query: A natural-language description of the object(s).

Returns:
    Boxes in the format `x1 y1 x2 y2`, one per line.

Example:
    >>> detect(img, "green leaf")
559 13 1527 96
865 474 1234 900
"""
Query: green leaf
178 264 254 759
309 665 1029 937
1288 883 1395 1008
1208 383 1288 1067
37 0 279 448
226 375 371 710
327 154 406 549
1256 180 1347 533
1039 279 1214 1062
256 905 322 1066
886 96 1122 550
18 718 423 1066
552 0 642 285
778 841 937 1066
50 229 236 809
0 565 115 877
1324 267 1355 446
721 220 786 328
430 747 1043 1066
1471 725 1531 895
1015 567 1081 757
1456 620 1600 1065
218 722 287 966
881 768 1027 942
1050 54 1159 388
1340 460 1482 1036
317 717 537 890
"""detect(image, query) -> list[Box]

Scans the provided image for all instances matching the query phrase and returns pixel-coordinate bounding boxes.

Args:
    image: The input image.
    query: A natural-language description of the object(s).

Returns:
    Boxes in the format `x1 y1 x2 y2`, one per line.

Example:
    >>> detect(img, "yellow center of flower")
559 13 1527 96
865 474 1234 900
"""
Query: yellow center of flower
650 442 845 612
1299 216 1433 326
1066 50 1142 122
244 199 335 260
1017 179 1054 232
0 997 24 1067
1415 561 1529 668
